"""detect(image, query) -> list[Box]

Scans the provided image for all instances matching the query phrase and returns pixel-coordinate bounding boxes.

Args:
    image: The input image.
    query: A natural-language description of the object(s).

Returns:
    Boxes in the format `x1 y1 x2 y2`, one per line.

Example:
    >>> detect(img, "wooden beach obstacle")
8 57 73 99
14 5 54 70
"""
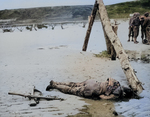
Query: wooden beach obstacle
82 0 144 94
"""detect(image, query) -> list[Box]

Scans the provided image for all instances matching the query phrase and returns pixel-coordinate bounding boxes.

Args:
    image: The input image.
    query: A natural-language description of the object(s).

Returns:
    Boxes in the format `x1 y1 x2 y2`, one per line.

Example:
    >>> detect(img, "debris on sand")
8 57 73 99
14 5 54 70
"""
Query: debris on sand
125 50 150 63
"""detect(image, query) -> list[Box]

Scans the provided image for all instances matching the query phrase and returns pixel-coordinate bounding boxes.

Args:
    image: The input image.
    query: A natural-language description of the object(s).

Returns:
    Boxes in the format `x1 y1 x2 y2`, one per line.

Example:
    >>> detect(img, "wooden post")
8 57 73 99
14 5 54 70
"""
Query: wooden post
97 0 144 94
82 1 98 51
111 25 118 60
100 18 117 60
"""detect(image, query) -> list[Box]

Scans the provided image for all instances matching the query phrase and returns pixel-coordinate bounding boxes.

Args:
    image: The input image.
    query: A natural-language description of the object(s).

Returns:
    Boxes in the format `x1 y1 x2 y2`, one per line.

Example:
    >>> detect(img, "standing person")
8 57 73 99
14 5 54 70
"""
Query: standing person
128 14 136 42
140 12 149 43
143 13 150 45
140 15 146 41
46 78 133 100
132 13 141 44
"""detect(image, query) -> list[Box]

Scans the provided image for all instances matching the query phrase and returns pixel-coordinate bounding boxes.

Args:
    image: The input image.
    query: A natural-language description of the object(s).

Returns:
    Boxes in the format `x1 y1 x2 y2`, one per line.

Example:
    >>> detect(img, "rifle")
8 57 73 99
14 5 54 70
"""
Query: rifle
8 92 64 106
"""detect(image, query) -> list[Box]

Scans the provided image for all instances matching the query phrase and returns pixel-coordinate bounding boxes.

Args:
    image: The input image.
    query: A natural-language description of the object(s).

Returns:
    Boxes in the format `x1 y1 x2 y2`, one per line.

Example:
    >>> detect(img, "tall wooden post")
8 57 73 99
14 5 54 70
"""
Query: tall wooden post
82 1 98 51
98 0 144 94
99 12 117 60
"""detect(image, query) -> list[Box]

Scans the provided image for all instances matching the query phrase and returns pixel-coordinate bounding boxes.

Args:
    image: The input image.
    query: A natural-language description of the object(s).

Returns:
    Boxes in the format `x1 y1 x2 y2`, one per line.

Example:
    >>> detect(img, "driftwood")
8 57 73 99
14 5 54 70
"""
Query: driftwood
97 0 144 94
82 1 98 51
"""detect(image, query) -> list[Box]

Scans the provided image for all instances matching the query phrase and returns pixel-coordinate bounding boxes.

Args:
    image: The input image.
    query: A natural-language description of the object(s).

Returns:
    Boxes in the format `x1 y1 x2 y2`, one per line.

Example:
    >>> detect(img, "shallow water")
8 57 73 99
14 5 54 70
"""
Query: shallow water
115 61 150 117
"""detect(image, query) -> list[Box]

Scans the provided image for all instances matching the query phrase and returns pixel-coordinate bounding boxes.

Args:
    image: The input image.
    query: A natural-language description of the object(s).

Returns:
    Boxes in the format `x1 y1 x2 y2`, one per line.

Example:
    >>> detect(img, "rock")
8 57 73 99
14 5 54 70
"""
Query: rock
113 111 118 116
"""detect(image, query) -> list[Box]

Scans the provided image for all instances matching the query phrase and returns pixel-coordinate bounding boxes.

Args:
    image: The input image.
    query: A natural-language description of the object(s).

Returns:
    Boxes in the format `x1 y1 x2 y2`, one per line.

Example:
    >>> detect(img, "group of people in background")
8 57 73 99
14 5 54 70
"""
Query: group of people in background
128 12 150 45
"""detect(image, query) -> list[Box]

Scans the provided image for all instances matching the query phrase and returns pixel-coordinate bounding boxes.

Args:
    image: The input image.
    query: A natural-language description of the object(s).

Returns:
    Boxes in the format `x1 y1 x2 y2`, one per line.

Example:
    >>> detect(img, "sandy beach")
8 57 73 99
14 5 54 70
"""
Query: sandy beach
0 20 150 117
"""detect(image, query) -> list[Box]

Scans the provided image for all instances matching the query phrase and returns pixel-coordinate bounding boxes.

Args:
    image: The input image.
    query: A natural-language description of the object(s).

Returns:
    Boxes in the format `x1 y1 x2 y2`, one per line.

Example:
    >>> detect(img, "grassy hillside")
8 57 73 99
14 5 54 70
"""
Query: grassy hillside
0 5 93 22
106 1 150 18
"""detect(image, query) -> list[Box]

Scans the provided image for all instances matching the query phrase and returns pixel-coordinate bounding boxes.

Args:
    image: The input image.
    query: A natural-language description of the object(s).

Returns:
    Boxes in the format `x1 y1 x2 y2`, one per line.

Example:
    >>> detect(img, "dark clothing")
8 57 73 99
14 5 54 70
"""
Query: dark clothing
140 16 146 26
133 26 139 38
132 17 140 38
128 17 135 40
132 17 141 26
143 17 150 44
143 17 150 28
141 28 147 40
128 26 134 39
129 17 135 26
146 27 150 44
140 16 147 40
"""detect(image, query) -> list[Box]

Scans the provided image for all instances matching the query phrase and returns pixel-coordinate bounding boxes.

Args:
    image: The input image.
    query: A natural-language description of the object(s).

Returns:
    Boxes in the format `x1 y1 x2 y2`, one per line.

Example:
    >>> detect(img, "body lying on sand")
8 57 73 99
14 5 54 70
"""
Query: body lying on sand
128 12 150 45
46 78 135 100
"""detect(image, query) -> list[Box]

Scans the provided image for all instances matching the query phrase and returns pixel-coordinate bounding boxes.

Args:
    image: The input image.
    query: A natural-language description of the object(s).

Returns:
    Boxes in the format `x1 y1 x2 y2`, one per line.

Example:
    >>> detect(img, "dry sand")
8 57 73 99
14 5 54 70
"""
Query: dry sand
0 20 150 117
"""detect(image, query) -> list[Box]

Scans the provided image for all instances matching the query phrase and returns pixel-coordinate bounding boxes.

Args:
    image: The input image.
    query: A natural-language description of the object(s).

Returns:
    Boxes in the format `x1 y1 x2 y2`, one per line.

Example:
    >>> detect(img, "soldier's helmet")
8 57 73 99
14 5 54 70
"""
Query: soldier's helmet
113 86 133 98
144 12 149 17
133 13 137 18
133 12 140 18
140 16 145 20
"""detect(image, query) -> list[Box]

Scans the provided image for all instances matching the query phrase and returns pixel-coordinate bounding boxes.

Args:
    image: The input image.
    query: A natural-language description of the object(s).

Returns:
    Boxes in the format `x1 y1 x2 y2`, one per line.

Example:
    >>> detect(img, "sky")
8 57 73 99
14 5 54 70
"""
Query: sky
0 0 135 10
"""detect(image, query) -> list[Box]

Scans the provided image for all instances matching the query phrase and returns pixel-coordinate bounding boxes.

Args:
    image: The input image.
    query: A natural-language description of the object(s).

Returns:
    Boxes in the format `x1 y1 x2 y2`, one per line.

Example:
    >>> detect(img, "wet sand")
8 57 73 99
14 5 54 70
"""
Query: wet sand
0 20 150 117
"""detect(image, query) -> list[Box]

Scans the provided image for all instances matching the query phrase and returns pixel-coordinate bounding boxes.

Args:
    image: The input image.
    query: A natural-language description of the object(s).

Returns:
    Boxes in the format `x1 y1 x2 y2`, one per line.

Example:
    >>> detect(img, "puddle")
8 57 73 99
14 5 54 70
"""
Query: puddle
68 99 123 117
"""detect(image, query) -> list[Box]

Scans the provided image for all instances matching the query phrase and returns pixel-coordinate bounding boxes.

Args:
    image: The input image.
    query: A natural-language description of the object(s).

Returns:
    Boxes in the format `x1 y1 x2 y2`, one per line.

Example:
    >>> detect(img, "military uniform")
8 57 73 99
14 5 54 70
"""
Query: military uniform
132 16 141 43
143 17 150 45
128 15 135 41
140 12 149 43
46 78 123 99
140 16 147 40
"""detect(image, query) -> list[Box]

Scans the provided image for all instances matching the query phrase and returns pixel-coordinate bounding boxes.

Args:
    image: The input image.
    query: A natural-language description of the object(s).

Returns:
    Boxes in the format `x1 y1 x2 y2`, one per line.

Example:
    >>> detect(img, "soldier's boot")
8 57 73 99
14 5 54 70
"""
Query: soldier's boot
127 37 130 42
50 80 55 86
131 37 134 41
146 41 150 45
134 38 139 44
46 80 56 91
